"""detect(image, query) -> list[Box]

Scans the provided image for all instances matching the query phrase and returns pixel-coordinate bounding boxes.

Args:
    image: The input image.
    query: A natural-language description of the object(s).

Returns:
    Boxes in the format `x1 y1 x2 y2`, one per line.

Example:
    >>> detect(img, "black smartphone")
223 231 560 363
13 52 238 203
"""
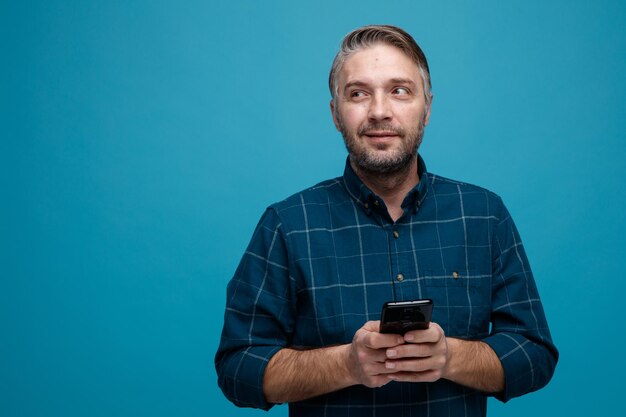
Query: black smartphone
379 299 433 334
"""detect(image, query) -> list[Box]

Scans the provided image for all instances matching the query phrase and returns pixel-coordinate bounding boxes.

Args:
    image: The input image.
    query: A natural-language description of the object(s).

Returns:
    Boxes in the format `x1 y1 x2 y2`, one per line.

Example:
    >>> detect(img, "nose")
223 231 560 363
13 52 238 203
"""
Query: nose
368 93 392 122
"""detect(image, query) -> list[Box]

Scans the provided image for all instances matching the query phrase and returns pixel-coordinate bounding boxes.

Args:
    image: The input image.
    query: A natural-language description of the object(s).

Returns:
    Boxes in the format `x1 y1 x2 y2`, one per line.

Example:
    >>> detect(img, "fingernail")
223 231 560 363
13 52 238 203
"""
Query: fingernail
387 349 397 357
386 361 396 369
405 334 414 341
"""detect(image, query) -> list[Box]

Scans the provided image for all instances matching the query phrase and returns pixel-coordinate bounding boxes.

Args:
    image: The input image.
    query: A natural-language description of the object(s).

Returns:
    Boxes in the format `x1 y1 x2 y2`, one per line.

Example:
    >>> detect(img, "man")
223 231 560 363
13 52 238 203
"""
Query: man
215 25 558 416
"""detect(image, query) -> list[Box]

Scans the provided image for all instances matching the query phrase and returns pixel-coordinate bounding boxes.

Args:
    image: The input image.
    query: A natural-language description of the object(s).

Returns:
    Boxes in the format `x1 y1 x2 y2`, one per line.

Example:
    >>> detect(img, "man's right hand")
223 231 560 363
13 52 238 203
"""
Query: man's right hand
264 320 404 403
347 320 405 388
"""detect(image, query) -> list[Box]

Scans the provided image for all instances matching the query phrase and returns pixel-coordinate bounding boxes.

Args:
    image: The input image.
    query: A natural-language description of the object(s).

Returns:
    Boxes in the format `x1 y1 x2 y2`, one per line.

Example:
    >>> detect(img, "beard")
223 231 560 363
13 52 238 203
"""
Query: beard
337 116 426 176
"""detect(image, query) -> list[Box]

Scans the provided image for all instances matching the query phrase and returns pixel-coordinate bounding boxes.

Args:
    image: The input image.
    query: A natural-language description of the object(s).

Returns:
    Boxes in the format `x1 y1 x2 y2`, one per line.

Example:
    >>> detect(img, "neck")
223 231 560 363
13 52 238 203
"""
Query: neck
351 156 420 222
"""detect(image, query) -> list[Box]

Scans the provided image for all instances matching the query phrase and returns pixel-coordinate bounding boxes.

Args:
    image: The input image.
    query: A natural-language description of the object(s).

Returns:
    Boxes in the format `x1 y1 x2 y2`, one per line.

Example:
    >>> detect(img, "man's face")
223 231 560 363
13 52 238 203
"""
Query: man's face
331 43 431 175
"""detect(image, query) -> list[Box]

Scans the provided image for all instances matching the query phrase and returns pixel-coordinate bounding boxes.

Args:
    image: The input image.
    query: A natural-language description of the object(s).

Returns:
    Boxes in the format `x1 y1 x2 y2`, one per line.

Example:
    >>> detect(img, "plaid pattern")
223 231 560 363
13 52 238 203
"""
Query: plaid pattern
216 155 557 416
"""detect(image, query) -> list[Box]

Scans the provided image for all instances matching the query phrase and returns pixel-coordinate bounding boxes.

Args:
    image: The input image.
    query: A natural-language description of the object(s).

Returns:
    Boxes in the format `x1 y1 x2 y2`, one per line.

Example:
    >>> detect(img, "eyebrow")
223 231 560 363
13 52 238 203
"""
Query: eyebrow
389 78 417 87
343 78 418 92
343 80 369 92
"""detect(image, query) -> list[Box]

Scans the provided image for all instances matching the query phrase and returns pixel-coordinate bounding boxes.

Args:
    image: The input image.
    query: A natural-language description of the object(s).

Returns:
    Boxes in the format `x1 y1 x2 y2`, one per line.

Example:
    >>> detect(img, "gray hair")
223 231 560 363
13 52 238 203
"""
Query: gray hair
329 25 432 108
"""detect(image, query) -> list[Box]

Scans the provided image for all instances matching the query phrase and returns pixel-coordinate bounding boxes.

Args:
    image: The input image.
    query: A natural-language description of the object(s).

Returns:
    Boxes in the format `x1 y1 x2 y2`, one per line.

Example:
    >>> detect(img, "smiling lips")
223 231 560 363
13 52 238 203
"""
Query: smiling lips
364 131 398 137
358 123 404 142
363 131 401 144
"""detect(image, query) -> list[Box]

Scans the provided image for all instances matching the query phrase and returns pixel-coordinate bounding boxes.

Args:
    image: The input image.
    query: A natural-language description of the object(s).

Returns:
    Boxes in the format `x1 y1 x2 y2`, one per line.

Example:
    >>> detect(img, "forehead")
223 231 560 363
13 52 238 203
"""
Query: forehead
339 43 421 87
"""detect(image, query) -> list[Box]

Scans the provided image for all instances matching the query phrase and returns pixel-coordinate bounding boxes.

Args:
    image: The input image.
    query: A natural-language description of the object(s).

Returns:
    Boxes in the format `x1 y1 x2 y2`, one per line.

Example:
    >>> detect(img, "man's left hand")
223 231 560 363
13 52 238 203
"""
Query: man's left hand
383 322 449 383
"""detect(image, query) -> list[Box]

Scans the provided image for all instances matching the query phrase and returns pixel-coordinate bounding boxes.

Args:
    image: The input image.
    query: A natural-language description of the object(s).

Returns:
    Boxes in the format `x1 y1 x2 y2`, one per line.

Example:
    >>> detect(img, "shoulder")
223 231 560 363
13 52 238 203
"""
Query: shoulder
271 177 345 210
426 172 495 195
262 176 347 231
424 172 507 219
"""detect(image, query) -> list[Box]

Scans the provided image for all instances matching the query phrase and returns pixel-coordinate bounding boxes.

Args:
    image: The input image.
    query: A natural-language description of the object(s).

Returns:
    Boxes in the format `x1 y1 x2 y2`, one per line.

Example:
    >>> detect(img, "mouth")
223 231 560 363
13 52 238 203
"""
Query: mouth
364 131 398 137
362 131 400 143
357 123 404 145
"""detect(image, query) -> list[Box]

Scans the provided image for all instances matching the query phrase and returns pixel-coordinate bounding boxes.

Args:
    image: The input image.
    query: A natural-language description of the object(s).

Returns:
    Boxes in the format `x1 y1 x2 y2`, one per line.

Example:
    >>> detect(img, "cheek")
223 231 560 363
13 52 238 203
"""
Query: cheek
340 107 367 128
396 107 427 129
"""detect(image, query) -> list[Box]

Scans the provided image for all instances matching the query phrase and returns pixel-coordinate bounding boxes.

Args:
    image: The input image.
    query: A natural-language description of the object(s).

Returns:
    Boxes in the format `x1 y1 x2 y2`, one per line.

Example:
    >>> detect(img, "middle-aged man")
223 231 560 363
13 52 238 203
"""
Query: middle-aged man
216 24 558 416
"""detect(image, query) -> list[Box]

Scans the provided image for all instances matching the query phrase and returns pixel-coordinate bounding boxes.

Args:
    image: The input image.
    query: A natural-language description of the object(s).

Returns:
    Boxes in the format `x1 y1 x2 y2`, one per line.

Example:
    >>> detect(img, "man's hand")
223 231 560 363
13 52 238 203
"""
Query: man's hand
382 322 449 383
264 320 404 403
379 322 505 393
264 319 503 404
347 321 406 388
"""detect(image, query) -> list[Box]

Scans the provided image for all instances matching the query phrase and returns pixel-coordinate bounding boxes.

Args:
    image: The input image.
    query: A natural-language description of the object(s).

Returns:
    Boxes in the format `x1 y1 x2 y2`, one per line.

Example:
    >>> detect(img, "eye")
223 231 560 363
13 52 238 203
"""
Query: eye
350 90 367 98
348 90 369 102
393 87 410 95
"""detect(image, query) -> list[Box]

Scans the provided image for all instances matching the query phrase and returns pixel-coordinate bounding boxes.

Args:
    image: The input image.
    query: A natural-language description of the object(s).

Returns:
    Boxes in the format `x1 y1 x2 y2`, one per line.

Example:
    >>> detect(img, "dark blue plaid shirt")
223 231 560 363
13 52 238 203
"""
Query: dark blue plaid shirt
216 155 557 416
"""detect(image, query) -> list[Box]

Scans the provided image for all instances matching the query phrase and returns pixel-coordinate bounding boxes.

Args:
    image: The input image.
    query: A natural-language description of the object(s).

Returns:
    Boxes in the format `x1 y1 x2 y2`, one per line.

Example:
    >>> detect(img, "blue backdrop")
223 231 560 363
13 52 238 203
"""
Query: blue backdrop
3 1 626 416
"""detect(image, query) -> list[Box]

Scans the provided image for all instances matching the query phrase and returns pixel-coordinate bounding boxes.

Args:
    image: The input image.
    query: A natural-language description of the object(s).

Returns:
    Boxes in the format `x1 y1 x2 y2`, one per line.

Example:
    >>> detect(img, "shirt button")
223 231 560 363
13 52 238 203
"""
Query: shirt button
374 200 380 207
452 271 460 279
396 273 405 282
392 230 400 239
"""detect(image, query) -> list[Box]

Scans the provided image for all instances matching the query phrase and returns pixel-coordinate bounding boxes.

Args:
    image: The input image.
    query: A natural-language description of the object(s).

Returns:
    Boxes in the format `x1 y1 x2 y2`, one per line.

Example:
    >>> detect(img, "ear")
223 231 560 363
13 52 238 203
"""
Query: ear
330 100 341 131
423 94 433 126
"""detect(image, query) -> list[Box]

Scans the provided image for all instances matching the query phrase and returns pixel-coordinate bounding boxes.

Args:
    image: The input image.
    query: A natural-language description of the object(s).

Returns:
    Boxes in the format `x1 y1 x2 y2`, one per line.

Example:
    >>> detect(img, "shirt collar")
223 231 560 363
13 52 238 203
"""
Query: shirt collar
342 154 430 216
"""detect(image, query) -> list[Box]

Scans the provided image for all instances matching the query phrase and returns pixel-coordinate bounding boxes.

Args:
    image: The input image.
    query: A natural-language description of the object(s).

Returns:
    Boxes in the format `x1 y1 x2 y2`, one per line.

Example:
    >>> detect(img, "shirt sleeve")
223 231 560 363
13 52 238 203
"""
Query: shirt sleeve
482 197 559 402
214 207 295 410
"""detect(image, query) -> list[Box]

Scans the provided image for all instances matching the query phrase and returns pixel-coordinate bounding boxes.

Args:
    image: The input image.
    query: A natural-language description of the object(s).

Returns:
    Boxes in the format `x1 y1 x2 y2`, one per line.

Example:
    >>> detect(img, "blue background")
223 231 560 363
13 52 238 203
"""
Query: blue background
3 0 625 416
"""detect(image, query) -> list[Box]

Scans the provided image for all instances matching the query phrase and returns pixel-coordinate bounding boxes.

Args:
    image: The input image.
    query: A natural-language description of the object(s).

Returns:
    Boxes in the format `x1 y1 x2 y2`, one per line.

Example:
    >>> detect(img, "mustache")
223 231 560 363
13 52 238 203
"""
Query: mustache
357 122 405 136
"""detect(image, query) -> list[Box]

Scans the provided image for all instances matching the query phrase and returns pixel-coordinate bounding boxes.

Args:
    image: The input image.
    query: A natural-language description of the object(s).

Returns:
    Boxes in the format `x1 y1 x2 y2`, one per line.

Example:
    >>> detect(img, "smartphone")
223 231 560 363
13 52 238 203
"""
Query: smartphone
379 299 433 334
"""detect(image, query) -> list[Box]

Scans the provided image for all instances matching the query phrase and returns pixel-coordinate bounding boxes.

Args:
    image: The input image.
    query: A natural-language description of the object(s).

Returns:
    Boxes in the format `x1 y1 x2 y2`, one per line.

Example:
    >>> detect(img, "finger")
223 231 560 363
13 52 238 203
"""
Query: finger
404 322 444 344
364 361 402 376
386 343 434 360
362 331 404 350
358 320 405 349
361 320 381 332
362 320 409 339
357 347 390 364
387 369 442 383
384 355 446 373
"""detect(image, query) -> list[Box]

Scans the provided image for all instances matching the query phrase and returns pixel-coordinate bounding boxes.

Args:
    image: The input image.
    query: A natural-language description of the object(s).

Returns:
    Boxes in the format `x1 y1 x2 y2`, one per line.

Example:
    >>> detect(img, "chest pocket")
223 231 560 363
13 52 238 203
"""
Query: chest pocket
421 268 491 338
